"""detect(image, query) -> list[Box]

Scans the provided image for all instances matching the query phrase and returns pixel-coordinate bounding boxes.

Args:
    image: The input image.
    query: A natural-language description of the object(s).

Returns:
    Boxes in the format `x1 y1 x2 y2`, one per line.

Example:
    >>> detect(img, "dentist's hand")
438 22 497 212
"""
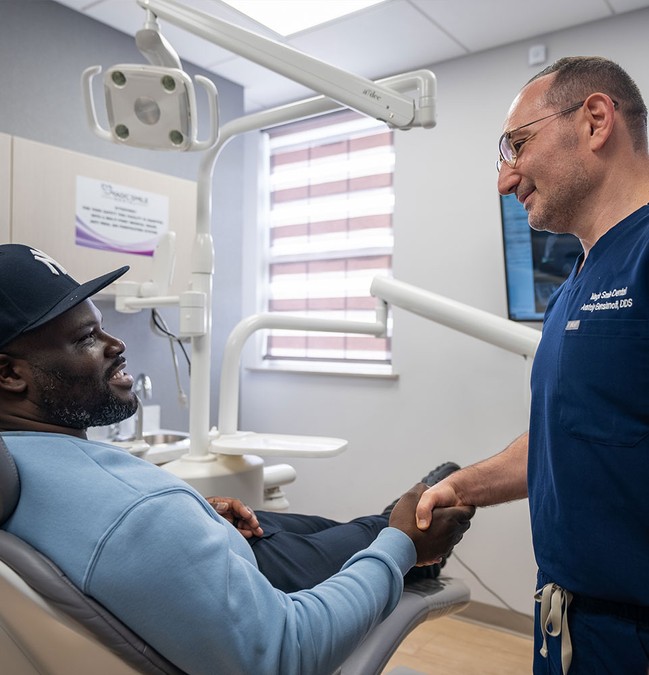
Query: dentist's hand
207 496 264 539
389 483 474 566
415 481 464 531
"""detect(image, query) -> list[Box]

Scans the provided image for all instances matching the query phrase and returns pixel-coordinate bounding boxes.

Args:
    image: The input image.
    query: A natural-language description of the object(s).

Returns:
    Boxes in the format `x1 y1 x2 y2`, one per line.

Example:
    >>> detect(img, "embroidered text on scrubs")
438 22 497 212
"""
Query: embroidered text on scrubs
581 286 633 312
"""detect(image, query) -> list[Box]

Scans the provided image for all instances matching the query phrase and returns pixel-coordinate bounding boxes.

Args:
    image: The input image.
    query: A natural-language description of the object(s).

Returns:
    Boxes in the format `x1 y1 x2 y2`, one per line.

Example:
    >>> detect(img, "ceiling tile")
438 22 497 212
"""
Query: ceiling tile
410 0 613 52
49 0 99 8
608 0 649 9
290 0 466 80
607 0 649 10
67 0 144 32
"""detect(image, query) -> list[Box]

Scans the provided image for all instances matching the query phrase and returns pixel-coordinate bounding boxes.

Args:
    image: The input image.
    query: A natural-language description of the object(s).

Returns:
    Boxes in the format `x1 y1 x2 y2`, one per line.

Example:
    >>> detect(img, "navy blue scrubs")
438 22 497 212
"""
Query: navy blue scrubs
529 205 649 673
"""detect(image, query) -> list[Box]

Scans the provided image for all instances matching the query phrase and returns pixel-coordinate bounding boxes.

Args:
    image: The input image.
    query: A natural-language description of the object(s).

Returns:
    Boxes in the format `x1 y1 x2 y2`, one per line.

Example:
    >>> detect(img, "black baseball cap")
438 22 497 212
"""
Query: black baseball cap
0 244 129 349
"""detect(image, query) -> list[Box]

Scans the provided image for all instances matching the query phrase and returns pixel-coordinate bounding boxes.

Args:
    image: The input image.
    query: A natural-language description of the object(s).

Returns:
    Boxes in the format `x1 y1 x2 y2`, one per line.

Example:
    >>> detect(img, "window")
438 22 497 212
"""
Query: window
261 109 394 370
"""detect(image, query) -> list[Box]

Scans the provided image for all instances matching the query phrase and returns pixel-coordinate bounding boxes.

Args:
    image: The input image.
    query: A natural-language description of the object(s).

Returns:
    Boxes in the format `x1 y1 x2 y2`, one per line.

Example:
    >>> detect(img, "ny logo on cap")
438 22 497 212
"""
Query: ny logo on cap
29 248 68 276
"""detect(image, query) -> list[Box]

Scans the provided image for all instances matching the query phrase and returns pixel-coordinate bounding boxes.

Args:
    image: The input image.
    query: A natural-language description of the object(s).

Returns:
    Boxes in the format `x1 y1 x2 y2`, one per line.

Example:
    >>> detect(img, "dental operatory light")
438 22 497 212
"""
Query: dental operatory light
219 0 388 36
82 10 219 151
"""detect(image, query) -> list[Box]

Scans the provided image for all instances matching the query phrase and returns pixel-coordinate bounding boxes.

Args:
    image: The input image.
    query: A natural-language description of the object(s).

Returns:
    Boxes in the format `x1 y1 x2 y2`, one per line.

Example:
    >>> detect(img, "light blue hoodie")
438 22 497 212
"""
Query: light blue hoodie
3 432 415 675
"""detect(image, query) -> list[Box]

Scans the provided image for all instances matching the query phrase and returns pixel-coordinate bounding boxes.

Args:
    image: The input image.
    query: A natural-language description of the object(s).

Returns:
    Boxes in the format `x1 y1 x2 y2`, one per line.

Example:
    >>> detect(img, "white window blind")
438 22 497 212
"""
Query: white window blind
263 109 394 365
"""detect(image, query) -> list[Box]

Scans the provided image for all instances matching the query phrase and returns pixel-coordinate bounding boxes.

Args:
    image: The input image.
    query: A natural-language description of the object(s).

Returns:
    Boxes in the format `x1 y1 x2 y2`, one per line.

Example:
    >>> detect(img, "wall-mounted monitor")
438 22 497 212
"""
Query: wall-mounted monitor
500 193 582 322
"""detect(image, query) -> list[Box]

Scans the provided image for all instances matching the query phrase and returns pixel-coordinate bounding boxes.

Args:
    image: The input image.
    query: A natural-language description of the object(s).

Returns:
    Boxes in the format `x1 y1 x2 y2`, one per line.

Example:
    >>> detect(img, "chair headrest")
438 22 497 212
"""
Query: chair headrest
0 435 20 525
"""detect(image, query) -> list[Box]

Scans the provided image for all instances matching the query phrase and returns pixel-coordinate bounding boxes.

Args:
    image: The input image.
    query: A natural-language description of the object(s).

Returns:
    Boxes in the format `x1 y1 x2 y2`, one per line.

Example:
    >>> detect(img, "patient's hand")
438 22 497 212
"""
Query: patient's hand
207 497 264 539
389 483 474 567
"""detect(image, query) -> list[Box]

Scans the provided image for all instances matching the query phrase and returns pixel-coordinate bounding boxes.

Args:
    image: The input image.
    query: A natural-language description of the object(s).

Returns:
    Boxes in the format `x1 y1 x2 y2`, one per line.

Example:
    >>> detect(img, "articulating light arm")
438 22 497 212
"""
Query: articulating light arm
135 9 182 69
370 276 540 414
136 0 436 129
370 276 541 359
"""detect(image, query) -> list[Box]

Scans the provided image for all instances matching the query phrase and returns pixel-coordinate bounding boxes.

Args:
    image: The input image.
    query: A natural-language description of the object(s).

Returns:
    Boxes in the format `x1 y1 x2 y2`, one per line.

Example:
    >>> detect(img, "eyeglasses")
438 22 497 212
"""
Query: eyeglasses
496 101 585 172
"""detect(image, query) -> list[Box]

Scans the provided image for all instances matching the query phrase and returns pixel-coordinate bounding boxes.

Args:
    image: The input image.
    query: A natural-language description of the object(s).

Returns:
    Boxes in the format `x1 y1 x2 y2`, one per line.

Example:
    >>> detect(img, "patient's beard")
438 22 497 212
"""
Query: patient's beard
30 364 138 430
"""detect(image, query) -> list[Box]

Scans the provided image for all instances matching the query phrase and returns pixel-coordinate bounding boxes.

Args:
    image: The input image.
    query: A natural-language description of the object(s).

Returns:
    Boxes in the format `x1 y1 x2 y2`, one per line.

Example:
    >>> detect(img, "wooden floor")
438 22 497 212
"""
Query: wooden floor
383 615 533 674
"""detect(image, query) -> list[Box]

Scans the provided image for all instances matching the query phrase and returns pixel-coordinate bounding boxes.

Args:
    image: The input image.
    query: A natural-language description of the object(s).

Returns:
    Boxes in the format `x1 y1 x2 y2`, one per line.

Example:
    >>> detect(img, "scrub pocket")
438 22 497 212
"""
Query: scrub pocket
558 318 649 446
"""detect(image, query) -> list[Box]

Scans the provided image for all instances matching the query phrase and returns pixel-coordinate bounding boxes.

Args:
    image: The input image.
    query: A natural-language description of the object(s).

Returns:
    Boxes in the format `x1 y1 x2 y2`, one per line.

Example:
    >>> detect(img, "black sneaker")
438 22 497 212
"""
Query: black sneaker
420 461 461 487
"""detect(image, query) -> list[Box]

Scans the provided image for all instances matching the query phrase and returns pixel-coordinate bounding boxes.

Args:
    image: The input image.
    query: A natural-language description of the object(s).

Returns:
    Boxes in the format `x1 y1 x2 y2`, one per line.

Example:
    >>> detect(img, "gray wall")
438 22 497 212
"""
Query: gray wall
0 0 246 430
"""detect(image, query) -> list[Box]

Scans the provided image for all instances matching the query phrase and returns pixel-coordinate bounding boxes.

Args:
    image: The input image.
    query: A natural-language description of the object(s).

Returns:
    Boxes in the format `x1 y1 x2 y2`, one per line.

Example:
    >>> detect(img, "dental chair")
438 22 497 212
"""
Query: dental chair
0 438 470 675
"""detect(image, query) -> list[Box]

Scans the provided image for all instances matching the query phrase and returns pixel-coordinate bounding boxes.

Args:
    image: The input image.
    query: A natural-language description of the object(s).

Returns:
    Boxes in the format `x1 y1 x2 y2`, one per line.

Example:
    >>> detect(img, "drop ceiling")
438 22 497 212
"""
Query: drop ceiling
52 0 649 111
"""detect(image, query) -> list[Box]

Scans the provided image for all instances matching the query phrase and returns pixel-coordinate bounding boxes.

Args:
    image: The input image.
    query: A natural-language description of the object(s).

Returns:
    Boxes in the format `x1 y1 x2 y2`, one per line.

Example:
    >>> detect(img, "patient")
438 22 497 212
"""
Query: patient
0 244 474 675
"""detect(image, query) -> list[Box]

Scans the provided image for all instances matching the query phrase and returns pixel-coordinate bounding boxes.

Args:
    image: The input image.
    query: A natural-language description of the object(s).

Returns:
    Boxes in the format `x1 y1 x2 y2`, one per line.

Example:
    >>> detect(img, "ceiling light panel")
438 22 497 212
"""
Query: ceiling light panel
219 0 387 35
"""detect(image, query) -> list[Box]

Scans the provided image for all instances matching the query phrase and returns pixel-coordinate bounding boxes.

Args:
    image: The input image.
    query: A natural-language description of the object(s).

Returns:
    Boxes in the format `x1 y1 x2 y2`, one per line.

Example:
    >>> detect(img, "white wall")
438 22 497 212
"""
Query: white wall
239 8 649 616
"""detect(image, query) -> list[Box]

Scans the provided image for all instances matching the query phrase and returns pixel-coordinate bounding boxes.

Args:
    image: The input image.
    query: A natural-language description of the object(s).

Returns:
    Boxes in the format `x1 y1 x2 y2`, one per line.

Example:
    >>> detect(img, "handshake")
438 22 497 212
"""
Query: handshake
388 483 475 567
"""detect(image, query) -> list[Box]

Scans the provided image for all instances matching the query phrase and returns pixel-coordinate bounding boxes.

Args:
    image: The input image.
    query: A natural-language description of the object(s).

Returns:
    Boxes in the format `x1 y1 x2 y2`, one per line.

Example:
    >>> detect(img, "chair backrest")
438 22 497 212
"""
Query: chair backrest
0 433 20 523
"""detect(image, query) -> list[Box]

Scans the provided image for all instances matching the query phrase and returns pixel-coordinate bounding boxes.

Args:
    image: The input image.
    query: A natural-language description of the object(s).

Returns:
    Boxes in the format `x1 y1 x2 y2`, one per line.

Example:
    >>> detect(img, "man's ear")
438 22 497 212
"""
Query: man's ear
583 93 617 150
0 354 28 393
